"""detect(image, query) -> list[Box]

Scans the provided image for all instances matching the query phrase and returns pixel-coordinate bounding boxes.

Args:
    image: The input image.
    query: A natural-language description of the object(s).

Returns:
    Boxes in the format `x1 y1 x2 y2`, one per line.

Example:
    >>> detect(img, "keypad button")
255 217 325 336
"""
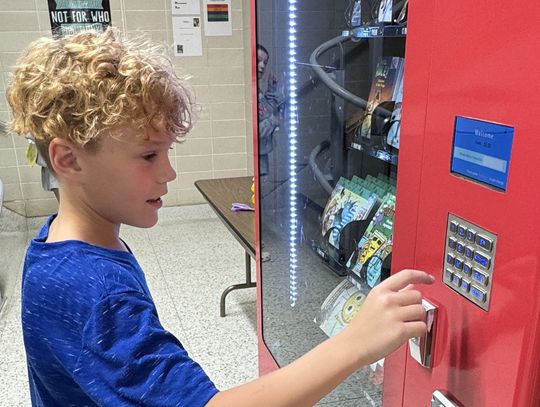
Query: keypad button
454 258 464 270
472 269 489 286
446 254 455 265
452 274 462 287
465 246 474 259
457 225 467 238
463 263 472 275
470 285 487 302
449 221 458 233
448 238 457 249
476 234 493 252
473 252 491 269
466 229 476 242
445 269 454 281
460 279 471 292
456 242 465 254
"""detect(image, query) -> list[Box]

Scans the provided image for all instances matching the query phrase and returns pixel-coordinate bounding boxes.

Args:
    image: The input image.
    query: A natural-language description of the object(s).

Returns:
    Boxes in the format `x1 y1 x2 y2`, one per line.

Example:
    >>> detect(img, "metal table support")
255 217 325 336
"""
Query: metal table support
220 251 256 317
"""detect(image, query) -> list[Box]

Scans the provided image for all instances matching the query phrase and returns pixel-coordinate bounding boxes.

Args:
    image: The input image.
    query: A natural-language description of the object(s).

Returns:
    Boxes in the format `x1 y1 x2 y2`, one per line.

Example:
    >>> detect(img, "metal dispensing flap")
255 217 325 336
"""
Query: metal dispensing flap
431 390 463 407
409 299 437 368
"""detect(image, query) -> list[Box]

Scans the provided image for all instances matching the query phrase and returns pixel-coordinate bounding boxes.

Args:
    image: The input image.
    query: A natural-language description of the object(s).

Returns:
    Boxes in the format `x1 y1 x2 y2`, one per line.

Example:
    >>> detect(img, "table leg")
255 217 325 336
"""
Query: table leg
220 251 256 317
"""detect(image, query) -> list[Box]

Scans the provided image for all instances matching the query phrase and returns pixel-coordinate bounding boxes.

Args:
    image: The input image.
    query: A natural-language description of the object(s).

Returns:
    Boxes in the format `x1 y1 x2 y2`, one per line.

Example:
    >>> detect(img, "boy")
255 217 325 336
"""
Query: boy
6 29 434 406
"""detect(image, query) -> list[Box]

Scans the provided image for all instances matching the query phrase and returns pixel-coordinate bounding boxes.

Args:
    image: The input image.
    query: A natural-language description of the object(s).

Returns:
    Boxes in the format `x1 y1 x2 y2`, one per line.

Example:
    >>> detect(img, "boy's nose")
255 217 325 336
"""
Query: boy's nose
159 158 177 184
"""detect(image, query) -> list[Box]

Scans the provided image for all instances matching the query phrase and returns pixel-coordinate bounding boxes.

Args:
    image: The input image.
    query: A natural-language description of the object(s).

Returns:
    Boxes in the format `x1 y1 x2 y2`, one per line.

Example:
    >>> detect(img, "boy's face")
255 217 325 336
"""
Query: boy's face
76 124 176 229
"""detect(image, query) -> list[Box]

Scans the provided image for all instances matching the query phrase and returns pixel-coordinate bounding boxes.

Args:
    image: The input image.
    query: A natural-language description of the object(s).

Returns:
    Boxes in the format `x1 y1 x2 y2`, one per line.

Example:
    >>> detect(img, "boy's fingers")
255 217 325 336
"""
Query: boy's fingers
394 289 423 306
403 321 429 339
397 304 426 322
383 269 435 292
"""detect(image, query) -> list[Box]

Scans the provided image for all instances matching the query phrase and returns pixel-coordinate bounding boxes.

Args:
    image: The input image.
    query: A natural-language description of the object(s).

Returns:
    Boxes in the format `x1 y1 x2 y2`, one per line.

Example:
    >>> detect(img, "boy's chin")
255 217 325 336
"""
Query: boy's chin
126 216 159 229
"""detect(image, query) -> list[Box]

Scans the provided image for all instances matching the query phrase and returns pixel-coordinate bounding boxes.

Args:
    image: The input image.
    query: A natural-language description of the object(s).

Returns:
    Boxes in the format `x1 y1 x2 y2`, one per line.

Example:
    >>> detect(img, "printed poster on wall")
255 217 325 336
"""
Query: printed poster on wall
48 0 111 38
172 16 203 57
171 0 201 15
203 0 232 36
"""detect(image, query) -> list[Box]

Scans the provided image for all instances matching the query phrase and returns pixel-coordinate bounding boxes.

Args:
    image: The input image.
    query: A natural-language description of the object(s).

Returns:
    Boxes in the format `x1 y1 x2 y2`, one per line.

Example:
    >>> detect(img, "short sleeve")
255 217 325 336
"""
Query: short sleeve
73 291 218 407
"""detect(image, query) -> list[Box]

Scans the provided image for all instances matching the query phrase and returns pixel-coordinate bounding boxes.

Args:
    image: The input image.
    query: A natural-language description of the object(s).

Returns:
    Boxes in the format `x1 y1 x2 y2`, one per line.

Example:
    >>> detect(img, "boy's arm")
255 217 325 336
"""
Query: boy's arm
206 269 434 407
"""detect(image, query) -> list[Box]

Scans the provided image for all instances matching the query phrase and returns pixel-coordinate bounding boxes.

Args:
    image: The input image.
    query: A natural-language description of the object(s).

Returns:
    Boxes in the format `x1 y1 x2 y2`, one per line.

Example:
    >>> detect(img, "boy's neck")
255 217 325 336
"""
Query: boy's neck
47 196 126 252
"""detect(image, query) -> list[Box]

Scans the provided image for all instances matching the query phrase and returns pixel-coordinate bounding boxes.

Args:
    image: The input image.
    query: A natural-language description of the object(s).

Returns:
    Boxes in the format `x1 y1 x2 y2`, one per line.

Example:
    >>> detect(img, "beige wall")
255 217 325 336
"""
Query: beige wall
0 0 254 217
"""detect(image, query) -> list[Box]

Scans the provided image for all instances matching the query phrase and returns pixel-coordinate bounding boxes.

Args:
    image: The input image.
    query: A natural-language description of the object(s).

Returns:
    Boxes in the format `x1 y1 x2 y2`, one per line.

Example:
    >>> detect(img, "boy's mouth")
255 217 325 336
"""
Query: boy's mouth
147 197 163 208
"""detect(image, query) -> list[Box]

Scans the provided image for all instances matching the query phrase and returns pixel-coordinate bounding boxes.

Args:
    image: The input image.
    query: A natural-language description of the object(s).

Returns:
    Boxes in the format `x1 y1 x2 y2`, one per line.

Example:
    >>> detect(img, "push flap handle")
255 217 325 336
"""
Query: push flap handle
408 298 437 368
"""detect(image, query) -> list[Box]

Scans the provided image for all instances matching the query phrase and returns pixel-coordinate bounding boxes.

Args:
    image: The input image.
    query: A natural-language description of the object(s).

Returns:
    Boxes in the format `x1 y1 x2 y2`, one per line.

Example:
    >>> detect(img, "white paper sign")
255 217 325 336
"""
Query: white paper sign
172 16 203 57
203 0 232 36
171 0 200 15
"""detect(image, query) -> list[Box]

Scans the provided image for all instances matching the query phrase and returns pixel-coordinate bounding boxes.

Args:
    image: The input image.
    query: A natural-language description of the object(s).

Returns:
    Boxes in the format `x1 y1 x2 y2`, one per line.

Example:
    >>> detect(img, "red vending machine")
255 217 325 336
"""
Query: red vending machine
252 0 540 406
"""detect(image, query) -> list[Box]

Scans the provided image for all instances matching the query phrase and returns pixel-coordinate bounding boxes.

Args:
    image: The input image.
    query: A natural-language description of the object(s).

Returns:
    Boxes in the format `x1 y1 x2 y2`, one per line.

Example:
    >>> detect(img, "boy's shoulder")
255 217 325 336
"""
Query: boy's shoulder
25 218 150 301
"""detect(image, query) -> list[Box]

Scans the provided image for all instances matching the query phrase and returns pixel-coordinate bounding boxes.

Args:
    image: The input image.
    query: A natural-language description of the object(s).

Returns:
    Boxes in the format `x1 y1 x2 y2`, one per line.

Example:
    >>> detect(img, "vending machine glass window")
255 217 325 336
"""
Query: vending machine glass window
256 1 408 404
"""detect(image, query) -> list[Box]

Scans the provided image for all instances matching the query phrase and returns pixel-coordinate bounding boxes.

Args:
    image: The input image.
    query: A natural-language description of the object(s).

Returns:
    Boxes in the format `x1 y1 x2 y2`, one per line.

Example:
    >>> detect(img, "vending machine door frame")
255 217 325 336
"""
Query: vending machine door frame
380 0 436 404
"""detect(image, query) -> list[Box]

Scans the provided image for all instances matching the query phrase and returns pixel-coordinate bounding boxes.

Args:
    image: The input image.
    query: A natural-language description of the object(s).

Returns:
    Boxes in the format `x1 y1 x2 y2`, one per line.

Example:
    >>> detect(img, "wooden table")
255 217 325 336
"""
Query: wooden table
194 176 255 317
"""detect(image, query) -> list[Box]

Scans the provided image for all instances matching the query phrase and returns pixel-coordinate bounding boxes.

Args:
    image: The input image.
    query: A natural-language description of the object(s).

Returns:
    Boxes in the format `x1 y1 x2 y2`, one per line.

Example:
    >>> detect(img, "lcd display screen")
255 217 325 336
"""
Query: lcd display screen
451 116 514 191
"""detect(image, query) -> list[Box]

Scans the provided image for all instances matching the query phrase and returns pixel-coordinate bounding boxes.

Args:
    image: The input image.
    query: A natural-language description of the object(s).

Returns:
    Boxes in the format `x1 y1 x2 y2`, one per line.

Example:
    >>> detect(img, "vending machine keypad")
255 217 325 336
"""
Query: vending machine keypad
443 214 497 311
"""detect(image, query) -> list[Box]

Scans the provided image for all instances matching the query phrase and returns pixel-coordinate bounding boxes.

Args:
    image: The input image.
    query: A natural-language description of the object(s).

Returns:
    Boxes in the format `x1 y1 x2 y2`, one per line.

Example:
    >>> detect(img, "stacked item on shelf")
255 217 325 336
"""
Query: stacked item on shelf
321 175 385 249
347 184 396 289
317 278 366 337
351 56 404 151
386 60 404 149
348 0 409 27
319 174 395 272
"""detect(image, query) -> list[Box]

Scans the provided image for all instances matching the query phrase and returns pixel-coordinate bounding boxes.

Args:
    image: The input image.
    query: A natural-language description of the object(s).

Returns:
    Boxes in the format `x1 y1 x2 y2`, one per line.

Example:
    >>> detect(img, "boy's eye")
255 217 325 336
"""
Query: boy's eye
142 153 157 161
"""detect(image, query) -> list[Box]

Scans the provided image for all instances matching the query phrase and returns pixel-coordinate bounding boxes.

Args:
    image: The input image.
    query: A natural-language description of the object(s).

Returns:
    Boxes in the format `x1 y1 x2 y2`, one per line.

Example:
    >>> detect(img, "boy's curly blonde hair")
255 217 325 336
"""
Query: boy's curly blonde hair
6 28 193 160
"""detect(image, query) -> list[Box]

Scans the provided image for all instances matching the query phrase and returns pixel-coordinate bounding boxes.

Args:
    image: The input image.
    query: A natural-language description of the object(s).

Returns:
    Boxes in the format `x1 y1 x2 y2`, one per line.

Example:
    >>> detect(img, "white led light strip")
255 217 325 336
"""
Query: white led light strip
288 0 298 307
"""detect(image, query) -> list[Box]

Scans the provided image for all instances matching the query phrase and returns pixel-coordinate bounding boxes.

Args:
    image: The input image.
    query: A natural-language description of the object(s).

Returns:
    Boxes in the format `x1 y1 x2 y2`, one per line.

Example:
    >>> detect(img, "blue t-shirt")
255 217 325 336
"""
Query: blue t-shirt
21 215 218 406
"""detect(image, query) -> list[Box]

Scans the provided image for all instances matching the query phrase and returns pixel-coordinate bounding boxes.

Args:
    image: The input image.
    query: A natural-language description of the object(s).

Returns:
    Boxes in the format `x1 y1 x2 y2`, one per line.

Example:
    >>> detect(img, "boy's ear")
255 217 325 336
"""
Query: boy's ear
48 138 83 180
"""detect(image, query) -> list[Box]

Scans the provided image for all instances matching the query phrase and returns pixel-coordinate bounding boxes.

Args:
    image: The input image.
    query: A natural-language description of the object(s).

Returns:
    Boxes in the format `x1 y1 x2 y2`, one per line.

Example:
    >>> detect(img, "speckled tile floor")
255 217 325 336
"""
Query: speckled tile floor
0 204 258 405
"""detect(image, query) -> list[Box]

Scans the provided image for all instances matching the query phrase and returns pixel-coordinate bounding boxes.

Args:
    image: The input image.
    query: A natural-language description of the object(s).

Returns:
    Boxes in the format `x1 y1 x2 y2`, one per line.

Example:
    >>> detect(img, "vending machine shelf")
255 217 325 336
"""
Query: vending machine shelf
348 23 407 39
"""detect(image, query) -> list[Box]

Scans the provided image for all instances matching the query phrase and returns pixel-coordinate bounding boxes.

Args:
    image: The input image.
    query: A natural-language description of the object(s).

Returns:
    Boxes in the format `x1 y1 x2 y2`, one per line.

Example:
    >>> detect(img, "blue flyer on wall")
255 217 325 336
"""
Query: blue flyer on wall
48 0 111 38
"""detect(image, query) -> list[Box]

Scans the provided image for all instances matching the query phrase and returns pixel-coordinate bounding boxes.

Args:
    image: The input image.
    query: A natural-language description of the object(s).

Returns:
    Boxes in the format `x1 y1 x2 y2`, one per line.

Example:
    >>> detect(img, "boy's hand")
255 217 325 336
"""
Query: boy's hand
341 269 435 366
